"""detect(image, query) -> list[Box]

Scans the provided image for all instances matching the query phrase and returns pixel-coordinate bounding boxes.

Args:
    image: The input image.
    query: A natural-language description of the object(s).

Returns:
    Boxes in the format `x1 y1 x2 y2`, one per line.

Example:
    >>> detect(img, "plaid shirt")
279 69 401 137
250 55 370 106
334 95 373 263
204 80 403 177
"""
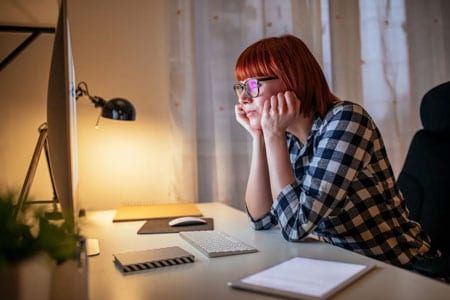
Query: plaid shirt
250 101 435 266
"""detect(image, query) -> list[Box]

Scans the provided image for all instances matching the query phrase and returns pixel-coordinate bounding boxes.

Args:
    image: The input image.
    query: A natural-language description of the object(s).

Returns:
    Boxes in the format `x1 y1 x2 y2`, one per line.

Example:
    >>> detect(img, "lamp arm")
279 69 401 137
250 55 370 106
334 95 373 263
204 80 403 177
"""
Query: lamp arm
75 81 105 108
88 96 106 108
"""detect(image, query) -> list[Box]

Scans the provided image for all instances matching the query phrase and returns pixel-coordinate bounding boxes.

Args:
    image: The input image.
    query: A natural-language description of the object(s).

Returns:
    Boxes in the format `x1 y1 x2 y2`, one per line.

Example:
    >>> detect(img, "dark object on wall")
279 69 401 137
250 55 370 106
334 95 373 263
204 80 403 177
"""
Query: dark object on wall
0 25 55 71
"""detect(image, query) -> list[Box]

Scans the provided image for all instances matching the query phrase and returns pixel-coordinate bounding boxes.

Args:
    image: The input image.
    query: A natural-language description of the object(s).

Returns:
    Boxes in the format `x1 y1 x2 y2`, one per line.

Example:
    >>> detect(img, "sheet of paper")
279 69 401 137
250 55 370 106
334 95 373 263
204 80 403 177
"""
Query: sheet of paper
240 257 369 298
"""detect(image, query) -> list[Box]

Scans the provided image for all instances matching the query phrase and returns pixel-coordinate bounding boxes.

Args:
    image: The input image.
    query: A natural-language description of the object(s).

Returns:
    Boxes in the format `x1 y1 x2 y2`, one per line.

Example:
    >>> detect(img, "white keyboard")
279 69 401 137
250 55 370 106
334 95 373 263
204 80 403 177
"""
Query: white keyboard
179 230 258 258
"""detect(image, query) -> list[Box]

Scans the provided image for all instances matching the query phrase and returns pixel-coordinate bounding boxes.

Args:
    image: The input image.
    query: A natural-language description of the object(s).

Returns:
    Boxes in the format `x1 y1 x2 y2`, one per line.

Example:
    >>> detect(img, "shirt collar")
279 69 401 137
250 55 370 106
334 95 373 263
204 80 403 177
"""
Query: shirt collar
285 112 322 148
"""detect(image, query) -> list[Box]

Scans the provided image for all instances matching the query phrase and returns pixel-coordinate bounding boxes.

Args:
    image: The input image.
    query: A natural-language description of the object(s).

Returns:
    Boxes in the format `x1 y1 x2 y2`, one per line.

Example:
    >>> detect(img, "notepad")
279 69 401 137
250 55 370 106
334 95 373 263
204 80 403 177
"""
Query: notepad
228 257 375 299
113 203 202 222
113 246 195 273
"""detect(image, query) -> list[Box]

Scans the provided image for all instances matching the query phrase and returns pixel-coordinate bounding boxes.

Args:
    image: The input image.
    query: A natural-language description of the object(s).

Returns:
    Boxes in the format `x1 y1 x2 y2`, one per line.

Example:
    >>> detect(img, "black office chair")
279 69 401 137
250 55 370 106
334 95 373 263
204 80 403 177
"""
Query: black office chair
397 81 450 282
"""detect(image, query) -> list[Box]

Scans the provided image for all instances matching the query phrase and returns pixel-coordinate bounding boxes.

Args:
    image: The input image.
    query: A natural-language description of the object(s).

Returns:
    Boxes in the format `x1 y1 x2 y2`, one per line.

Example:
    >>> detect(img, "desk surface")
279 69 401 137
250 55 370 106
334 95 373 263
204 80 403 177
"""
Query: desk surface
80 203 450 300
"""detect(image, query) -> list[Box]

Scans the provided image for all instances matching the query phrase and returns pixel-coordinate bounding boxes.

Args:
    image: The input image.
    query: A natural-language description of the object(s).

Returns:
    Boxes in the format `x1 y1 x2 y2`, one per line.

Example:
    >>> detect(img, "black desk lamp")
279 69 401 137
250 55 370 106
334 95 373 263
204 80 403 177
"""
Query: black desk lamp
75 81 136 122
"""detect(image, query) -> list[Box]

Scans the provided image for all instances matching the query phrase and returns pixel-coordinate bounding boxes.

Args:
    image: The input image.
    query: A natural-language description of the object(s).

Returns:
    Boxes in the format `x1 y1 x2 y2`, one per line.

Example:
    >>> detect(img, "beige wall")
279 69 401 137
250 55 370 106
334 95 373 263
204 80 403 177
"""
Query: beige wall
0 0 172 210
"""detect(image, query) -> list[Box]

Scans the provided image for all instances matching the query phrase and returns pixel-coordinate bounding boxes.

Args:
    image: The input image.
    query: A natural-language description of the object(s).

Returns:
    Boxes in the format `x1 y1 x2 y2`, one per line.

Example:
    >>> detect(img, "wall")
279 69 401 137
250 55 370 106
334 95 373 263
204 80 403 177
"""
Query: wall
0 0 172 210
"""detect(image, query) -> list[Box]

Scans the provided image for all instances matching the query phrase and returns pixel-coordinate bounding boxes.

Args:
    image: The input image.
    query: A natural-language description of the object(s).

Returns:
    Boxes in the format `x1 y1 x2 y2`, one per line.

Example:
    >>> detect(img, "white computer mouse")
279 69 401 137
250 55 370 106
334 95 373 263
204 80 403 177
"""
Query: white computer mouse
168 216 207 227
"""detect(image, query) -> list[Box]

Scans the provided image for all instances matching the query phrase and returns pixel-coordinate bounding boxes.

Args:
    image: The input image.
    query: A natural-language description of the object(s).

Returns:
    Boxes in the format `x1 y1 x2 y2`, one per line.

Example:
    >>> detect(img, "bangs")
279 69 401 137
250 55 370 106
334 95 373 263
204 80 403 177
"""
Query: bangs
234 43 276 81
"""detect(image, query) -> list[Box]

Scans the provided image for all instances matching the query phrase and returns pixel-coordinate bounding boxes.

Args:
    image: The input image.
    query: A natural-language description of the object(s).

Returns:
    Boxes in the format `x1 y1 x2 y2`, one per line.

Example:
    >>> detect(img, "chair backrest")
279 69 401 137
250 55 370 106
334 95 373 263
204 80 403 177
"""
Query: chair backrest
397 81 450 255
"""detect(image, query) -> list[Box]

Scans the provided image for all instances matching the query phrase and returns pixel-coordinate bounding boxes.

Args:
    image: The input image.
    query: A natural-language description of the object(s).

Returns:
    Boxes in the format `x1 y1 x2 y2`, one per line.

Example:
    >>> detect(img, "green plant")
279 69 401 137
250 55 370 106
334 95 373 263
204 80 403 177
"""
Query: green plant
0 193 80 268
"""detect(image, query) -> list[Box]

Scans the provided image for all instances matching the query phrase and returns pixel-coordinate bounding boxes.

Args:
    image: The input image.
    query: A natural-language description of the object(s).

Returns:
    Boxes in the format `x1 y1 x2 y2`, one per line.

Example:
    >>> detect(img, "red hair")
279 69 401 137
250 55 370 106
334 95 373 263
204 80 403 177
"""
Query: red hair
234 35 338 117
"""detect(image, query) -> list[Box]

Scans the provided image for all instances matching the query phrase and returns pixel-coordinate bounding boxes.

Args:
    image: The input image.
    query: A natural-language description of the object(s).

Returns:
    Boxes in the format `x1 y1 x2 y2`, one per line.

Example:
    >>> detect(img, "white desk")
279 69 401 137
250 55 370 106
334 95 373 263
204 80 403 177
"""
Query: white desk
80 203 450 300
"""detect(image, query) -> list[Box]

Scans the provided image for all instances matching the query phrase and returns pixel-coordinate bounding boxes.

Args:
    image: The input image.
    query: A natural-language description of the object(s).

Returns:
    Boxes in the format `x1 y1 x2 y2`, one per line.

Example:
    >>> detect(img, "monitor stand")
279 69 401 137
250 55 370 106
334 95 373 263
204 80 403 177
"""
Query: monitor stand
17 123 59 213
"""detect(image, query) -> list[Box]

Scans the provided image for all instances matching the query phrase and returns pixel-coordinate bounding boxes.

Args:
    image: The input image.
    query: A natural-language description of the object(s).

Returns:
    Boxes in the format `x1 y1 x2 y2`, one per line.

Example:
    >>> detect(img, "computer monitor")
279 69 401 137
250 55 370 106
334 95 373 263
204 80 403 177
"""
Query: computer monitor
46 0 79 228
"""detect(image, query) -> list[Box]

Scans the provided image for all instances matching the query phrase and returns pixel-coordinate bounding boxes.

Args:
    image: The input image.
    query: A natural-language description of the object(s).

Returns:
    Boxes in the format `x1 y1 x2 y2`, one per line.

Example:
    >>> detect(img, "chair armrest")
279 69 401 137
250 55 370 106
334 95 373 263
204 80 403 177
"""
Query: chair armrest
413 255 450 281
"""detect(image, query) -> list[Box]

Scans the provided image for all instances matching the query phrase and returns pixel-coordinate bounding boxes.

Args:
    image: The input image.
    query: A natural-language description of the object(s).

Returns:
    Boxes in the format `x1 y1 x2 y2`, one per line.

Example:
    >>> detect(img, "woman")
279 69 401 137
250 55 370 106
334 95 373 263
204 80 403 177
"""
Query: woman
233 34 437 267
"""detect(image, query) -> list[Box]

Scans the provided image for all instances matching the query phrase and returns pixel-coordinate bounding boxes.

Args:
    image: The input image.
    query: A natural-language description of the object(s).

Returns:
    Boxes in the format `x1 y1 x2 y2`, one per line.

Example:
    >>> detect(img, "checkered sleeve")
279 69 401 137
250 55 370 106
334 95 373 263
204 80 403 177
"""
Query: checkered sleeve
271 105 375 240
246 206 278 230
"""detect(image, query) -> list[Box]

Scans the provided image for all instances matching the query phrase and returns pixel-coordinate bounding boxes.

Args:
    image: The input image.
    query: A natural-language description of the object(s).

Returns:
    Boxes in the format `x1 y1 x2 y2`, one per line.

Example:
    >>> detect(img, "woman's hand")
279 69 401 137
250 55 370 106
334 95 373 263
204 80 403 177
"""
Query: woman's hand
235 103 262 138
261 91 300 137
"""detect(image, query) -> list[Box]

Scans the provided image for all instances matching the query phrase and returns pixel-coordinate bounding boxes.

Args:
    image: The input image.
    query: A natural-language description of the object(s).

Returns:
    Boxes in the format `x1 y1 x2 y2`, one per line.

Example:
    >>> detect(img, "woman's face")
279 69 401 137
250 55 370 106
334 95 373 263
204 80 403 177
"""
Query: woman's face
236 77 283 129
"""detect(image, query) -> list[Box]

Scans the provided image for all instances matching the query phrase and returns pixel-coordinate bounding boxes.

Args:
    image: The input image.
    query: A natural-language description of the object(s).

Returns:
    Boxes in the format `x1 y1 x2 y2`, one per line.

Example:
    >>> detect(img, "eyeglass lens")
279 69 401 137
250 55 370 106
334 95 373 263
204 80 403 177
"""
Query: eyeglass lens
234 79 259 98
247 79 258 97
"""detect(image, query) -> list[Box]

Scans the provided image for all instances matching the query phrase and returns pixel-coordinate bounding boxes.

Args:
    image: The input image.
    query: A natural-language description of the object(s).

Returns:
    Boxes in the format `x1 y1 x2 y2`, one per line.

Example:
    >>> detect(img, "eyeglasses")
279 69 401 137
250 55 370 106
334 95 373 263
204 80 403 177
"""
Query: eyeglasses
233 77 278 98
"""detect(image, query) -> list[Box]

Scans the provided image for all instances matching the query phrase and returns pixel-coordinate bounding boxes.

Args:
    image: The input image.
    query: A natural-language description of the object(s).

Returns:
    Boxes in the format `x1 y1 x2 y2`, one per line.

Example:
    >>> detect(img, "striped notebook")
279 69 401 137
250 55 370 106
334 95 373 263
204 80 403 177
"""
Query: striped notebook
113 246 195 273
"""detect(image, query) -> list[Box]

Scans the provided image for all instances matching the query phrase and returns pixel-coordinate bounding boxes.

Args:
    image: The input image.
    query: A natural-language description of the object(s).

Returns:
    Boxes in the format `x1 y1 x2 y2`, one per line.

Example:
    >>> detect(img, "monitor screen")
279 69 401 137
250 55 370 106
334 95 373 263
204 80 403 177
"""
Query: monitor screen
46 0 79 227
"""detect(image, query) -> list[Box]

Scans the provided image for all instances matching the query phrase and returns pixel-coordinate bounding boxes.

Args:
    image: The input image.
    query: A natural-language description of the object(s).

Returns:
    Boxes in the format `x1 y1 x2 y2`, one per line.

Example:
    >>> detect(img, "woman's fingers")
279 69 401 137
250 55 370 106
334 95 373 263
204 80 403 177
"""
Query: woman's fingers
277 93 285 114
285 91 300 116
235 104 251 129
261 92 300 133
262 99 270 117
235 104 247 122
235 104 245 115
270 95 278 115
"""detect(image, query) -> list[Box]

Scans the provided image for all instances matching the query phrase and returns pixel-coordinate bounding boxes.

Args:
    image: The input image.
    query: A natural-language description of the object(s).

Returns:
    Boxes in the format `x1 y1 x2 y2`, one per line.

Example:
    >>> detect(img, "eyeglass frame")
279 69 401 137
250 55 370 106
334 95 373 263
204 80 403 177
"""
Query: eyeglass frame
233 76 278 98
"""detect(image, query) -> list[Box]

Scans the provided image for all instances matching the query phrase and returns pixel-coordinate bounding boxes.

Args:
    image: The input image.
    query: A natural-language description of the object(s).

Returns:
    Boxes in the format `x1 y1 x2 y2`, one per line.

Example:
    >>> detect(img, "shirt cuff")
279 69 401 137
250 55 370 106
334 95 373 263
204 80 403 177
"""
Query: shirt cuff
246 206 277 230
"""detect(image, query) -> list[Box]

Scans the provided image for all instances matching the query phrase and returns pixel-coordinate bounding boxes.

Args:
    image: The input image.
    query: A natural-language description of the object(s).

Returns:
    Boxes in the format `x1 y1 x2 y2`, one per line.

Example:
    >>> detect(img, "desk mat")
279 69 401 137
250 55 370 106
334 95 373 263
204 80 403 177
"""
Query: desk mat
137 217 214 234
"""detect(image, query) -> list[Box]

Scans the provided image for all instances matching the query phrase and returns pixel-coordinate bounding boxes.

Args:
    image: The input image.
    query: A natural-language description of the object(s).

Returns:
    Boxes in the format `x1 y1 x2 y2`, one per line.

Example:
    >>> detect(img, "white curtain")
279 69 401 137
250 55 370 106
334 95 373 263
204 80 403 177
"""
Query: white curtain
167 0 450 210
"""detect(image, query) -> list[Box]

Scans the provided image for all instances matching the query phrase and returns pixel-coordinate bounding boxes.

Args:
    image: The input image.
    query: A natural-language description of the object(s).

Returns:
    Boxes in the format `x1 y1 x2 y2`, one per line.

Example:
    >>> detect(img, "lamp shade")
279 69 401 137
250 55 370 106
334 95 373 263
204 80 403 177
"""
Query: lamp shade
101 98 136 121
